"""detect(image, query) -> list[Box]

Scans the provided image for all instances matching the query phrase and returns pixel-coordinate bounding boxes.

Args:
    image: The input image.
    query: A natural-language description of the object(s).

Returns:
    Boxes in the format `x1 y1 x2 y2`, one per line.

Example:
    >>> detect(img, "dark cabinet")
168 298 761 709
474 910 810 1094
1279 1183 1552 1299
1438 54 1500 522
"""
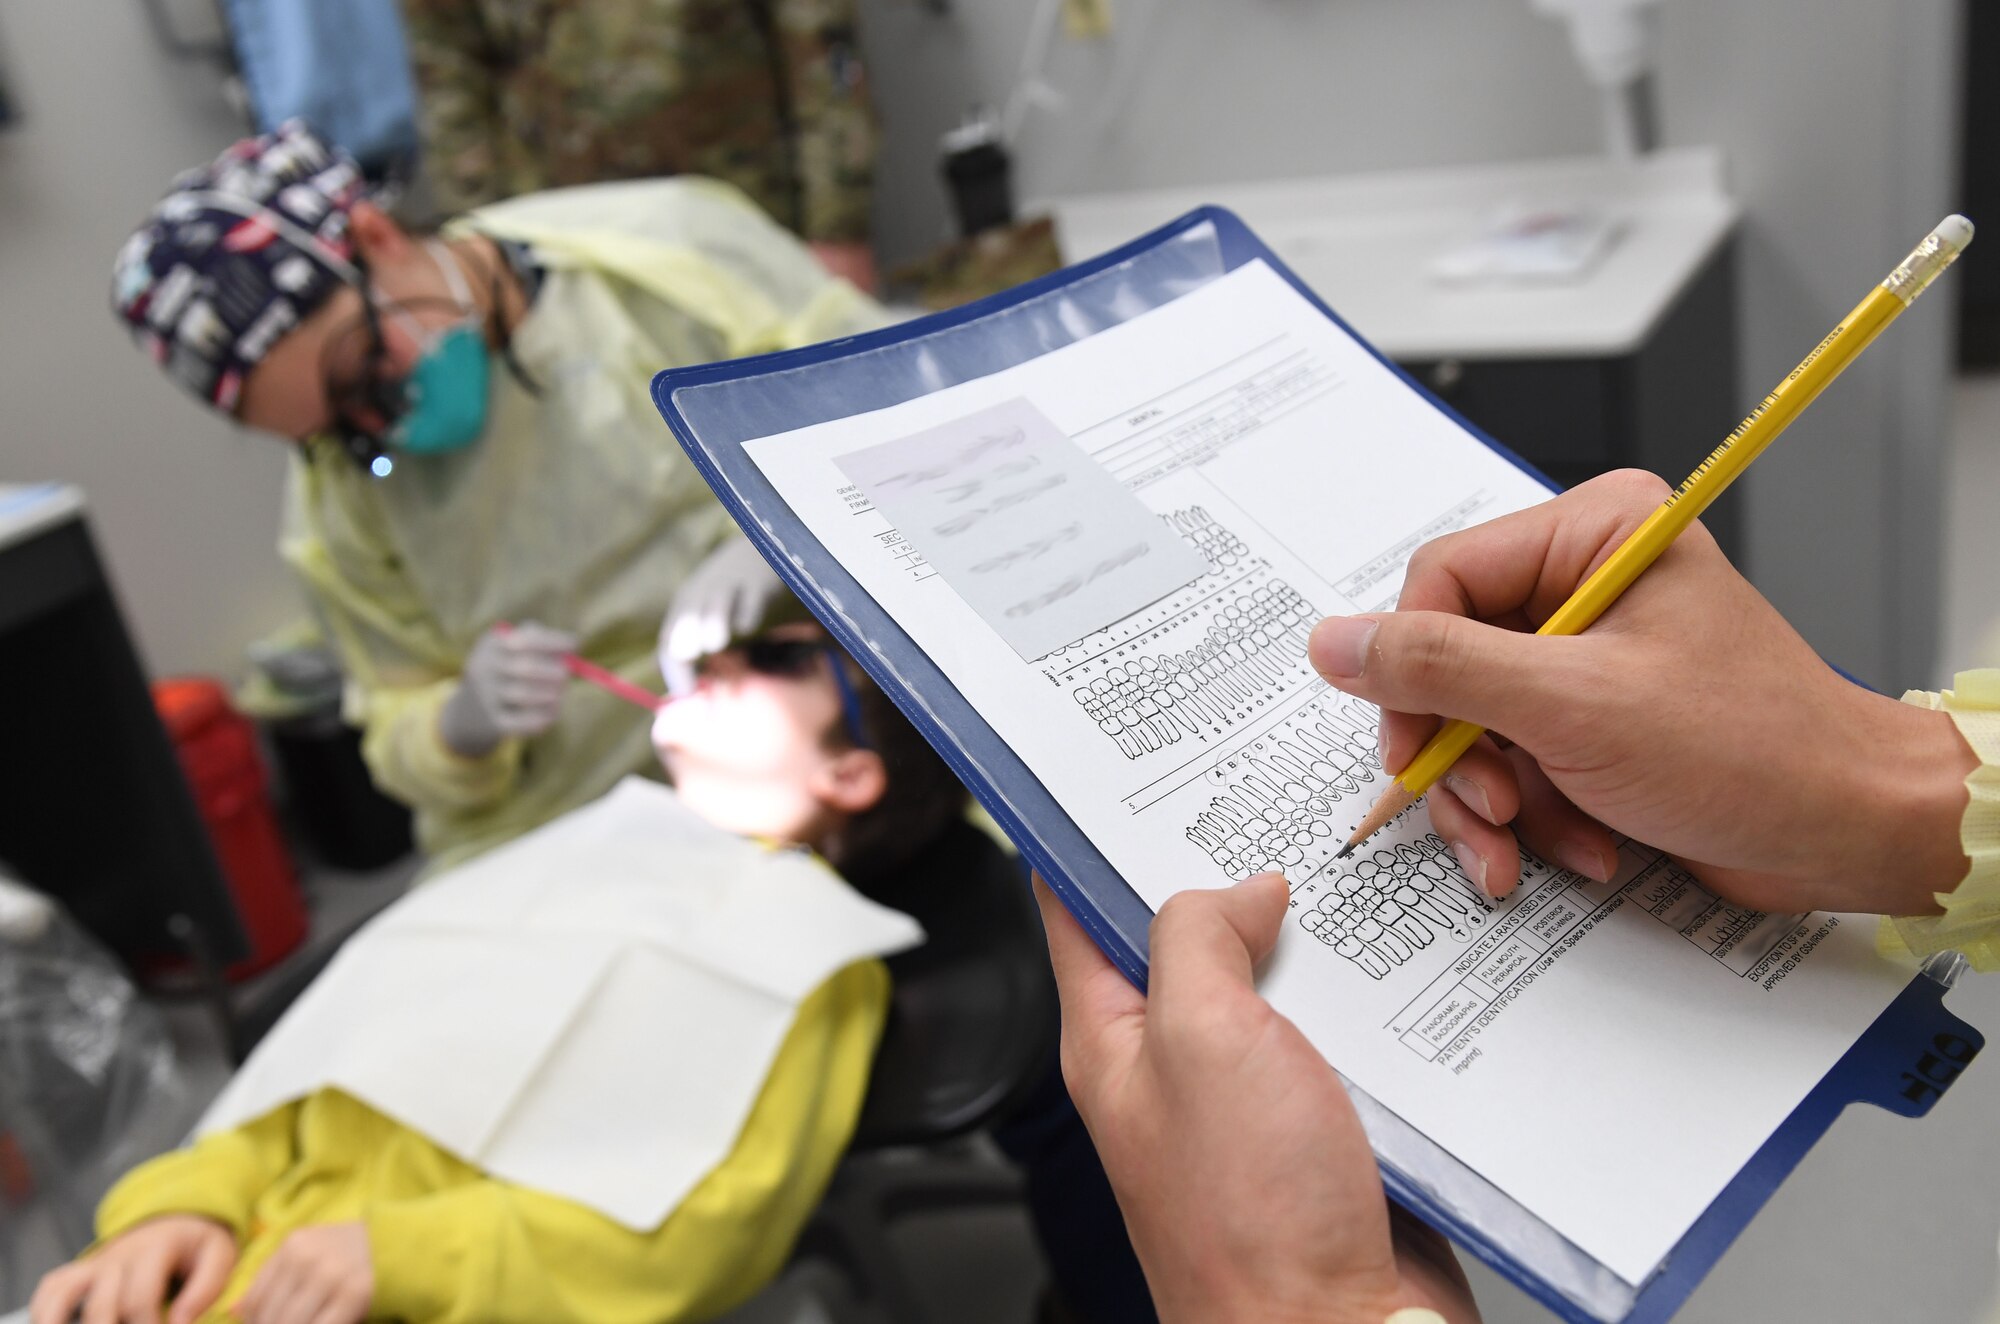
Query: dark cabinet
1397 243 1742 564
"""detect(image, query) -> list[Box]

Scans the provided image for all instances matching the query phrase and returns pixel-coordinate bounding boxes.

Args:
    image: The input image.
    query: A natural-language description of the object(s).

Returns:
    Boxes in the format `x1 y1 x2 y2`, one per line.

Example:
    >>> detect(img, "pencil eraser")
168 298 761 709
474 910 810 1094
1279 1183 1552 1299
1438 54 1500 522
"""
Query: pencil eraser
1936 214 1975 253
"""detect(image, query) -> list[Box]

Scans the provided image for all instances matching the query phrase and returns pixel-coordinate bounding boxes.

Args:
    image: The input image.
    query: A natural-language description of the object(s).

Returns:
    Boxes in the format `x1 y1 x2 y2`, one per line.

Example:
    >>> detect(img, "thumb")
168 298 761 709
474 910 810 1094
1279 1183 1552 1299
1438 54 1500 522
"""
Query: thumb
1032 874 1146 1111
1308 611 1580 742
1146 872 1290 1020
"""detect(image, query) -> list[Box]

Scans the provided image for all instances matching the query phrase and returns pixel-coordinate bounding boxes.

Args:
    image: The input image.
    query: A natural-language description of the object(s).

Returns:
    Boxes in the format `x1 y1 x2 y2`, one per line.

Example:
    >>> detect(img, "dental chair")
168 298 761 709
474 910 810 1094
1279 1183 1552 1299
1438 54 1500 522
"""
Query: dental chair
791 816 1061 1324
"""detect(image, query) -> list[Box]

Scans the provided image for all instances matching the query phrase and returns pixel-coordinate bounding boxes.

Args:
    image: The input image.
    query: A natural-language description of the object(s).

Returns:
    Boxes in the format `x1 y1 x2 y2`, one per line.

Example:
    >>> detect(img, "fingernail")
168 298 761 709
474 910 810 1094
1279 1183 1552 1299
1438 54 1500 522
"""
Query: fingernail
1443 774 1496 825
1450 840 1489 897
1554 841 1613 884
1309 616 1378 679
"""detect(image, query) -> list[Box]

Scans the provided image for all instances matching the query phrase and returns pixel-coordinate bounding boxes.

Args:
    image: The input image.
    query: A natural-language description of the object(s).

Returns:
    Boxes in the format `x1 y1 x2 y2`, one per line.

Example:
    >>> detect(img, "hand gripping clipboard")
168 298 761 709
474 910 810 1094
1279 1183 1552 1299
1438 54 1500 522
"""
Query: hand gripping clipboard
649 207 1982 1323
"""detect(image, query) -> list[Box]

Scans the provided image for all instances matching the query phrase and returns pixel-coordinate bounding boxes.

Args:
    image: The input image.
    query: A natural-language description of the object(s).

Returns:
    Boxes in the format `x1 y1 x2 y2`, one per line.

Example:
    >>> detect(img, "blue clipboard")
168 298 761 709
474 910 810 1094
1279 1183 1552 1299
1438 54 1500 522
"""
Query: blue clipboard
650 206 1982 1322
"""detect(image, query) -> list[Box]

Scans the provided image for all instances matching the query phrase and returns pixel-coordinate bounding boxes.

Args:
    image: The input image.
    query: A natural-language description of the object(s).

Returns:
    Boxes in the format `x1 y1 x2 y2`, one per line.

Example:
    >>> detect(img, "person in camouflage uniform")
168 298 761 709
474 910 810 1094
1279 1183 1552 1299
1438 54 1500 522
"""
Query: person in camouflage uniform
400 0 878 284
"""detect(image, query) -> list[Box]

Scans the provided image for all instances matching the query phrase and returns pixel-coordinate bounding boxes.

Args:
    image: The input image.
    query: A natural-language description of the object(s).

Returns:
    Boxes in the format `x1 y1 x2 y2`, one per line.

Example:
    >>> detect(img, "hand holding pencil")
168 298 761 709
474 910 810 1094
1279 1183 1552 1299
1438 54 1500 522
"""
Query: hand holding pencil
1304 216 1977 912
1304 471 1975 915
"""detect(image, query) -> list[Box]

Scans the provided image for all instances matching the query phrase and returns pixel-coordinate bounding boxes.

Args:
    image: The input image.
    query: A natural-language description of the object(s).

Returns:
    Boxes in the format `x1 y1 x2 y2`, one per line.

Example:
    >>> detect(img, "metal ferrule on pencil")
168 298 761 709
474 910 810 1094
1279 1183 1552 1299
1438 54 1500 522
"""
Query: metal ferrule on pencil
1882 215 1976 306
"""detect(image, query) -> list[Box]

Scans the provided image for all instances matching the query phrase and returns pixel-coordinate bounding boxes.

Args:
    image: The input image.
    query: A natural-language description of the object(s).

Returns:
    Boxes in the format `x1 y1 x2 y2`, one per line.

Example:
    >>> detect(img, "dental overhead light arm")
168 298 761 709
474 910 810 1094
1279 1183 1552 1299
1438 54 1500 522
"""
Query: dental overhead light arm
1531 0 1664 159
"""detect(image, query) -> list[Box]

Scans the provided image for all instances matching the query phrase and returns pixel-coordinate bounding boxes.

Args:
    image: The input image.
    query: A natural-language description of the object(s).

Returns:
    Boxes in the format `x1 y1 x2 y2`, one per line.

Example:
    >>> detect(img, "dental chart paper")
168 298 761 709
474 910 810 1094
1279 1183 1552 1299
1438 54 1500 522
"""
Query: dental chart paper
740 259 1907 1285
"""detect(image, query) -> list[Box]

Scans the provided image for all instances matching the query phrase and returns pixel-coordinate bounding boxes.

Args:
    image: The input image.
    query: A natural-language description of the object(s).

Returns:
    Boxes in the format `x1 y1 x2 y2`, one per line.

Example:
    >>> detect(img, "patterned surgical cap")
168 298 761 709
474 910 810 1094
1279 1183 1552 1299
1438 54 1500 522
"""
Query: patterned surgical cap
112 120 366 413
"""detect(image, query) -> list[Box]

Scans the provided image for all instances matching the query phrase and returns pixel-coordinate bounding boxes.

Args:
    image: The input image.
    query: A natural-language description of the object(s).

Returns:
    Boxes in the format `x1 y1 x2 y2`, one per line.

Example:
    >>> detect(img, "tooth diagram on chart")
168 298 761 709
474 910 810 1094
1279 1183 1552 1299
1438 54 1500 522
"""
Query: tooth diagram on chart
1181 691 1384 872
1040 507 1320 760
1298 834 1496 980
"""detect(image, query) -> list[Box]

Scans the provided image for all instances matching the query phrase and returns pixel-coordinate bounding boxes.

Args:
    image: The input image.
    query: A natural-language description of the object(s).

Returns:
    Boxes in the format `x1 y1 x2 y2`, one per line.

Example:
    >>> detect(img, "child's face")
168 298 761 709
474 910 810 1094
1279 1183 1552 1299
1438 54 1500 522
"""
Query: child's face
651 624 881 845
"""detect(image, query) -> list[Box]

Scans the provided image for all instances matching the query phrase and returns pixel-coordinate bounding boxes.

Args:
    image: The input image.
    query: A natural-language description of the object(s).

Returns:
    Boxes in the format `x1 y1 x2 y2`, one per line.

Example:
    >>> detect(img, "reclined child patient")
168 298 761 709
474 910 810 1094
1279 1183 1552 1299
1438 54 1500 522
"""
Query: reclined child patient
29 549 975 1324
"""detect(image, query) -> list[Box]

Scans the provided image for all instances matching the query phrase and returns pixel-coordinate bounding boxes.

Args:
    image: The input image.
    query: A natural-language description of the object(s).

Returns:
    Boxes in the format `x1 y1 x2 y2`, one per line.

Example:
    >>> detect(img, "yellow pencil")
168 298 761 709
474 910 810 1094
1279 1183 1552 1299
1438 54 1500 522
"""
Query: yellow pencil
1337 213 1976 859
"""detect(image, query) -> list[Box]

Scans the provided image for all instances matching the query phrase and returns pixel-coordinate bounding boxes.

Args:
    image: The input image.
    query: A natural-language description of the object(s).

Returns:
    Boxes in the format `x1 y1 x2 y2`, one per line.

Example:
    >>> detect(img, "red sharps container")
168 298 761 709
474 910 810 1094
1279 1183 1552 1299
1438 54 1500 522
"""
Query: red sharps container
152 677 308 980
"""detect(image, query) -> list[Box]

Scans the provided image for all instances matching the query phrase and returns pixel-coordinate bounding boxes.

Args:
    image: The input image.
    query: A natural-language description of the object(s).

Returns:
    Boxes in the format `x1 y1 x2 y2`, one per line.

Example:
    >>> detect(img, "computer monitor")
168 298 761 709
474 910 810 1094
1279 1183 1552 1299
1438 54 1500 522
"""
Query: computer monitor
0 497 247 976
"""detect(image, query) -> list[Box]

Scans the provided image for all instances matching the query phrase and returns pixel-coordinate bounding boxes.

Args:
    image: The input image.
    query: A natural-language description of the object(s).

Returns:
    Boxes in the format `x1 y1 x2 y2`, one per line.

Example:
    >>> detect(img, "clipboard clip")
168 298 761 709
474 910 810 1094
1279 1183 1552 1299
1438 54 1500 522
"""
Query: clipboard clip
1852 960 1984 1120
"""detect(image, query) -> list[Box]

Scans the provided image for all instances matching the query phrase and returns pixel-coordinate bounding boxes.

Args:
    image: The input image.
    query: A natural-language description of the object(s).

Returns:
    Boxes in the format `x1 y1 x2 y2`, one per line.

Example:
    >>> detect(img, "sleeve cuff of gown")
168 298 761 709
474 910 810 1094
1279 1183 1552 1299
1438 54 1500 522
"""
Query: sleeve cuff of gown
353 677 525 815
1879 669 2000 970
95 1161 252 1246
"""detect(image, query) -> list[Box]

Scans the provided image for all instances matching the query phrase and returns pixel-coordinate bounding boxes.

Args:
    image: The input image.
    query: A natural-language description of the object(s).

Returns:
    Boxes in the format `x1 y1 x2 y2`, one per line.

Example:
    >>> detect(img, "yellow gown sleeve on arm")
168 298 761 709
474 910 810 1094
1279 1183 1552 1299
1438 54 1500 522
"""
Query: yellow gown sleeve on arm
363 959 890 1324
1880 669 2000 969
280 446 523 821
94 1104 302 1244
353 677 525 814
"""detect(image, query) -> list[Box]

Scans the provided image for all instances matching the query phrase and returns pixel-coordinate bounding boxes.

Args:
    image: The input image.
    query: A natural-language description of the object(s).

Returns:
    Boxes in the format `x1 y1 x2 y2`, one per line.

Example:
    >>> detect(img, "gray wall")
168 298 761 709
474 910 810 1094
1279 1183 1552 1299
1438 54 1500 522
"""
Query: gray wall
0 0 302 680
862 0 1963 689
860 1 1603 265
1659 0 1962 691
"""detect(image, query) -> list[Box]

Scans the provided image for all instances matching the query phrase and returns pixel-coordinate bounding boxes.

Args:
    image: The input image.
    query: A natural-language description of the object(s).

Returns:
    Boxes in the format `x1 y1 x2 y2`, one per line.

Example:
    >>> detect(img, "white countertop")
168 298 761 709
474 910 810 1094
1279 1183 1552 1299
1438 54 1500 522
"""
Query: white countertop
1040 147 1740 361
0 483 84 555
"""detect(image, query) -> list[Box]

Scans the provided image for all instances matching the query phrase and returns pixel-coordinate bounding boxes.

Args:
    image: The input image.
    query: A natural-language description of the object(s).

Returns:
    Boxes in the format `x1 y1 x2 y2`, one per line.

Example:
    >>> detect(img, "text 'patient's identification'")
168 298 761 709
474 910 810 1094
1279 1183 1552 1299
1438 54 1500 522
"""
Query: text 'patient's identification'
837 397 1208 660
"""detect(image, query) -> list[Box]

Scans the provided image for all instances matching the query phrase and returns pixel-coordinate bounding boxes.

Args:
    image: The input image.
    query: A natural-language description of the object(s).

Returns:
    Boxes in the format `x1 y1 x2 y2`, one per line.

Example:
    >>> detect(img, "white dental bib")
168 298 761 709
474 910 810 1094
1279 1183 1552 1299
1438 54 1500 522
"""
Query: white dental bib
198 778 924 1230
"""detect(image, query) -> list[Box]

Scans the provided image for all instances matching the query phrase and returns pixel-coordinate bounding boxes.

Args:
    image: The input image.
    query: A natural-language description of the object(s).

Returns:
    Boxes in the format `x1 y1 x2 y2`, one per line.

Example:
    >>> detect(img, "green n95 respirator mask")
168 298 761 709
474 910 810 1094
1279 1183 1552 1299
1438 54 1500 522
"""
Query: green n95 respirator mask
387 241 491 456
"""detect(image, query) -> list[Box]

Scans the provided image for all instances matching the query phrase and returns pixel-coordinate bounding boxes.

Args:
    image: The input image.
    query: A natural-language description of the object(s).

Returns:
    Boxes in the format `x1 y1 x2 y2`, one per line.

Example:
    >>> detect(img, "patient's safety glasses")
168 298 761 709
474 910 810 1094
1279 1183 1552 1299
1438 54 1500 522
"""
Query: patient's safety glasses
698 639 872 749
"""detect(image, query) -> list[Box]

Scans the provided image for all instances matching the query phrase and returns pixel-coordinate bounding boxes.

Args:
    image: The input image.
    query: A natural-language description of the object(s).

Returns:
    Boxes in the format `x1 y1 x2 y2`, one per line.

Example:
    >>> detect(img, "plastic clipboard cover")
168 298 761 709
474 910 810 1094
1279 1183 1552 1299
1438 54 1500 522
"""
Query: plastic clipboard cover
662 223 1239 984
650 207 1981 1323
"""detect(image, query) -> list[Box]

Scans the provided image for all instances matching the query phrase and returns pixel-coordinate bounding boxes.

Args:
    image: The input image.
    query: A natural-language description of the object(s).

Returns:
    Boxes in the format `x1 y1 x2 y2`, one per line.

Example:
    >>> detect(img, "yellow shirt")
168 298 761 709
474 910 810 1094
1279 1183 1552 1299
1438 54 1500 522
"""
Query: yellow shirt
95 961 887 1324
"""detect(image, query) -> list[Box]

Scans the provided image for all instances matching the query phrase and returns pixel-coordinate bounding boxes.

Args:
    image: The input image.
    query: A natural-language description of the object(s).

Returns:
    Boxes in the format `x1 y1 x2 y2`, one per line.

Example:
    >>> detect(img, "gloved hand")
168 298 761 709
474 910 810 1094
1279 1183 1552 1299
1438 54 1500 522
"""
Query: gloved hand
438 621 577 758
659 538 790 698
